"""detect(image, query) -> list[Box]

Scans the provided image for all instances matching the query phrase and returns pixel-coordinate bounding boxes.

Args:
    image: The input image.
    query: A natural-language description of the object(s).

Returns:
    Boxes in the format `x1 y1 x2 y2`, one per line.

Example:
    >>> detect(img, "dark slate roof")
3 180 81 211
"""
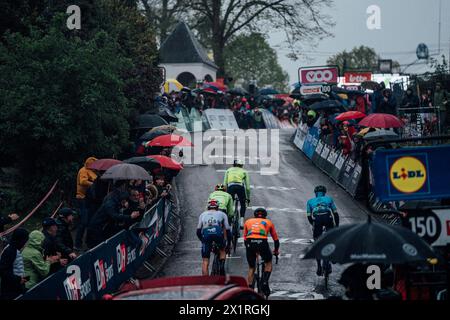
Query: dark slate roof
159 22 218 70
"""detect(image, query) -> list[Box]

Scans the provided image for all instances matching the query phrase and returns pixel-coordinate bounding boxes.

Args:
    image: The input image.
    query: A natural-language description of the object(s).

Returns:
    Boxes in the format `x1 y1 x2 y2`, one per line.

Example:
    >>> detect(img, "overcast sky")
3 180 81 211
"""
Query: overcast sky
268 0 450 84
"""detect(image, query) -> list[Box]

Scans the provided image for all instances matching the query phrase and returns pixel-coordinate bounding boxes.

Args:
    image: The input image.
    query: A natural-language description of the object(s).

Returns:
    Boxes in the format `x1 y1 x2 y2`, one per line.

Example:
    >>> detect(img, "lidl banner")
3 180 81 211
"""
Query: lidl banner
371 146 450 201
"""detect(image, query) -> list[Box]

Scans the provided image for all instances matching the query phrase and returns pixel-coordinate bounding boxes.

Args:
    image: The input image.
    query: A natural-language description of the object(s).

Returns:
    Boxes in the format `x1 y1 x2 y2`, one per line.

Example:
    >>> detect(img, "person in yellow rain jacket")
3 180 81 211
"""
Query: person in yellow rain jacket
223 159 250 229
75 157 97 251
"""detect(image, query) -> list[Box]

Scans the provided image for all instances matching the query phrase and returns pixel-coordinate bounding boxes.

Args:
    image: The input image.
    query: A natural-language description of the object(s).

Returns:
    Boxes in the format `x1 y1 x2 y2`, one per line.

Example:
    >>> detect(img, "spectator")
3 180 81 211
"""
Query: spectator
85 175 110 222
122 189 146 229
55 208 78 259
41 218 69 274
75 157 98 251
22 230 60 290
401 87 420 109
0 212 19 233
154 175 172 200
0 228 29 300
145 183 159 206
86 189 140 249
379 89 398 115
372 82 386 113
355 96 367 114
252 107 265 129
433 82 449 132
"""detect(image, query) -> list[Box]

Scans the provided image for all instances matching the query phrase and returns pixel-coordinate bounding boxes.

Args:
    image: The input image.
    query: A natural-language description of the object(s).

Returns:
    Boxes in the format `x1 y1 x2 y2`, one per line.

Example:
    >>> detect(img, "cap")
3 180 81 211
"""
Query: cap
58 207 76 218
42 217 57 228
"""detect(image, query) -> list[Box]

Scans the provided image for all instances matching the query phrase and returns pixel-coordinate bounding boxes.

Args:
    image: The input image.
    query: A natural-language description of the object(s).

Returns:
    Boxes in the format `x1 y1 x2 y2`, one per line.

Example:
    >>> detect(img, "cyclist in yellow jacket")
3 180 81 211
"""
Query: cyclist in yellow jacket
223 159 250 228
208 184 235 223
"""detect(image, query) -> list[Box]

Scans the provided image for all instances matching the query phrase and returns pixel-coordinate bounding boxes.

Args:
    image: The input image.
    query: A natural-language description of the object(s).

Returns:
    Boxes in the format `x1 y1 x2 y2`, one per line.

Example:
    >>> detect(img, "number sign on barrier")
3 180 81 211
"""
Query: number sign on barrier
403 209 450 247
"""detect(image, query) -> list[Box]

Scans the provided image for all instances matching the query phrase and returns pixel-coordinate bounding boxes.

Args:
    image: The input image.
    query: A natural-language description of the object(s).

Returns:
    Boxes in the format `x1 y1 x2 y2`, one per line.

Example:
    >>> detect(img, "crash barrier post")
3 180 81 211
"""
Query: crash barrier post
292 126 364 199
398 106 441 138
18 196 174 300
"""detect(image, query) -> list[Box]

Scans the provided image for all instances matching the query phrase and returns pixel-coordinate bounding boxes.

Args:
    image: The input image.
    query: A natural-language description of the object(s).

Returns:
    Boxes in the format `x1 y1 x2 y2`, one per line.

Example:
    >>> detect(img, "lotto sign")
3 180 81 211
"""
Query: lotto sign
344 72 372 84
299 66 339 85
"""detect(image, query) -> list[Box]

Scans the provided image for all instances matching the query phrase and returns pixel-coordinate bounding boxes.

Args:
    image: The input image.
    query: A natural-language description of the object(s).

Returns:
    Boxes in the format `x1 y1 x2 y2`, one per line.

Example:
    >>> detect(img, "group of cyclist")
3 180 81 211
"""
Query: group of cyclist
196 159 340 297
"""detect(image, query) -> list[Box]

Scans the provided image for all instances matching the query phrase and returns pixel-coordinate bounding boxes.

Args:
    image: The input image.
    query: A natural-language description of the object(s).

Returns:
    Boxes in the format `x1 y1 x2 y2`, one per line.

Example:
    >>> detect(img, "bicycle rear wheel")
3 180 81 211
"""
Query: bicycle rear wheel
211 246 220 276
232 216 239 254
323 260 331 290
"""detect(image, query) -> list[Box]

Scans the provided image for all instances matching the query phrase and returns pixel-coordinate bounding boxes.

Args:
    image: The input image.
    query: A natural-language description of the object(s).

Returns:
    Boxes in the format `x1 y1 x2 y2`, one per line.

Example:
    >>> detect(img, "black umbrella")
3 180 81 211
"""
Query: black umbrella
361 81 381 91
363 129 399 141
304 216 437 264
123 157 161 171
101 163 152 181
139 130 170 142
309 99 346 113
134 114 168 130
227 87 248 96
158 106 178 123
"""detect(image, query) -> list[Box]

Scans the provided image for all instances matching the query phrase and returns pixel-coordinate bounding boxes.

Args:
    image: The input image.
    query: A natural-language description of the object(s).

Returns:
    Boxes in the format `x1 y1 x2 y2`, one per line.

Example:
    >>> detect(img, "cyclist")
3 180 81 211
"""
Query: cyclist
244 208 280 297
306 185 340 276
196 199 232 276
207 184 235 224
223 159 250 229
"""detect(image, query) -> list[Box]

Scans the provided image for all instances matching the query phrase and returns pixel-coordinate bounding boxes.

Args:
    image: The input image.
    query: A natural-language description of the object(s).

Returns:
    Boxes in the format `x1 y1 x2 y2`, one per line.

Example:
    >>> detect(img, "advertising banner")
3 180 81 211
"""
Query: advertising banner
204 109 239 130
344 72 372 84
402 209 450 247
303 127 320 159
299 66 339 85
371 146 450 201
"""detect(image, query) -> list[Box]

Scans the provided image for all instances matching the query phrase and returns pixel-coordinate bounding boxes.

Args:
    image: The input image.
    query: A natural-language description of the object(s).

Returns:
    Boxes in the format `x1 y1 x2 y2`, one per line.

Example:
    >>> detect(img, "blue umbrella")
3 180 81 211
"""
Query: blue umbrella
259 88 279 95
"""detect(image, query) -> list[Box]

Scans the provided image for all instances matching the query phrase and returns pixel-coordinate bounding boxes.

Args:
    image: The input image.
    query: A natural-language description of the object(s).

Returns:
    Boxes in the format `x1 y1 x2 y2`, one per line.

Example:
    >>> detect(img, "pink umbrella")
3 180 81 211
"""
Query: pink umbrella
145 134 194 148
358 113 404 129
88 159 123 171
335 111 367 122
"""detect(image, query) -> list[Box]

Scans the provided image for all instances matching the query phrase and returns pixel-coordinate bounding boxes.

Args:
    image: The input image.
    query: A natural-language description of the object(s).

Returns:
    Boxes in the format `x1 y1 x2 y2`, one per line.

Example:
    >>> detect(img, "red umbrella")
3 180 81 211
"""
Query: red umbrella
358 113 404 129
88 159 123 171
145 134 194 148
335 111 367 122
203 81 228 92
147 155 183 171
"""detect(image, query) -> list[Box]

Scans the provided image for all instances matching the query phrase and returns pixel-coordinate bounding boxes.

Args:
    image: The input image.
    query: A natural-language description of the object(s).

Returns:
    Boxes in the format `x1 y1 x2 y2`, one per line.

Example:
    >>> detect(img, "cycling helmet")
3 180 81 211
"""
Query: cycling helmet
208 199 220 210
215 184 226 191
307 110 317 118
233 159 244 167
254 207 268 218
314 185 327 195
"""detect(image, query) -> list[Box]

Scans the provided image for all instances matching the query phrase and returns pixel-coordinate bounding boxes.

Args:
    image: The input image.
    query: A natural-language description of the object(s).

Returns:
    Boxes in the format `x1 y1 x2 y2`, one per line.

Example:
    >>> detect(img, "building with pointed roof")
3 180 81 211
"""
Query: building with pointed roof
159 22 218 88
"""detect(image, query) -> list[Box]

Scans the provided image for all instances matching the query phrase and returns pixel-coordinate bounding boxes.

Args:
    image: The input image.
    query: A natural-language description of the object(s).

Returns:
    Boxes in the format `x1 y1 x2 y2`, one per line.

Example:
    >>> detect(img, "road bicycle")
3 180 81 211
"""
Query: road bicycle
252 254 279 300
210 241 222 276
230 194 240 254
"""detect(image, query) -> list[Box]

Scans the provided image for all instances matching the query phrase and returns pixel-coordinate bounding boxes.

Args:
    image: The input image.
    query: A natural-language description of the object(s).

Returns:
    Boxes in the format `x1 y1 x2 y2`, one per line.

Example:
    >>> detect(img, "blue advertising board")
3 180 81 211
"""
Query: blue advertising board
302 126 320 159
371 145 450 201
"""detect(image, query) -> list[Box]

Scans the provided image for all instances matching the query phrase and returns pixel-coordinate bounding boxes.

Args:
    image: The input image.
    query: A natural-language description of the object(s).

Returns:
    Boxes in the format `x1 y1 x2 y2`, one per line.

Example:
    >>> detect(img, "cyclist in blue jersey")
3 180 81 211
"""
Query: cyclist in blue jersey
306 185 340 276
196 199 232 276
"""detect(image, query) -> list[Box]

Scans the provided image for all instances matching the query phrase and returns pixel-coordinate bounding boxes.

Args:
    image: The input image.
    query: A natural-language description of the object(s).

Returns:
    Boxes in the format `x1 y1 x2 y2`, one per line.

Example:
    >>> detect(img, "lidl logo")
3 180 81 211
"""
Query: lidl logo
390 157 427 194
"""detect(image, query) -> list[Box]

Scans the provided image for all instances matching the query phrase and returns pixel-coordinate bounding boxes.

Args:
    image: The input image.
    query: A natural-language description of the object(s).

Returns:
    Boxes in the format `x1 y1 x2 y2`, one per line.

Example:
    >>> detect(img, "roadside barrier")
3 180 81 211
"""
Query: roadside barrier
18 197 174 300
293 126 363 198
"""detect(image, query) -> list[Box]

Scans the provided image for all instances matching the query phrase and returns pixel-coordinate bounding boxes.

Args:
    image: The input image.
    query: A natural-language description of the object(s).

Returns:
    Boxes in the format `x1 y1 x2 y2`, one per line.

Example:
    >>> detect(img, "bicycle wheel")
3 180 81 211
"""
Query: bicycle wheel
211 246 220 276
232 216 239 254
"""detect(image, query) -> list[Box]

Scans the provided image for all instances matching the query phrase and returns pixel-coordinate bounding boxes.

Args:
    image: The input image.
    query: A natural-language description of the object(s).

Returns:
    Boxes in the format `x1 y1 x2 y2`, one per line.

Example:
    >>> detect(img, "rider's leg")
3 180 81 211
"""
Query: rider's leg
219 249 226 275
247 267 256 288
238 187 246 228
202 258 210 276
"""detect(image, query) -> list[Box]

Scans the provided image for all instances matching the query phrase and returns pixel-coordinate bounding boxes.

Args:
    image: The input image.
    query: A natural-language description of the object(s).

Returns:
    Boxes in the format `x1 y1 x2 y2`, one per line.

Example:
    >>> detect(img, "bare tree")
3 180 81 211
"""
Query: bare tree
185 0 335 77
139 0 185 42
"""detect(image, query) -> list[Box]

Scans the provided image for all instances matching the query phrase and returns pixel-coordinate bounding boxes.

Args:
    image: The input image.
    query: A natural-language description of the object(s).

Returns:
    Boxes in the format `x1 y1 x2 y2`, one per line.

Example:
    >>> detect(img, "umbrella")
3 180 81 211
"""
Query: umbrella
123 157 161 171
134 114 168 130
358 113 404 129
203 81 228 92
101 163 152 181
361 81 380 91
259 88 279 95
145 134 194 148
309 100 345 112
181 87 191 92
335 111 367 122
88 159 123 171
227 87 248 96
163 79 183 93
304 216 437 264
158 106 178 122
148 155 183 171
363 129 399 141
149 125 177 133
139 130 169 142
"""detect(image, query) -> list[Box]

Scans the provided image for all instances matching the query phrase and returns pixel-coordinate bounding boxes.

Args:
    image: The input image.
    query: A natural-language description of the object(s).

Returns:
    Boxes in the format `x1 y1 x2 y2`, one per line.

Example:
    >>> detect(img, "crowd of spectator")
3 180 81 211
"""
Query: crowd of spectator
1 147 174 300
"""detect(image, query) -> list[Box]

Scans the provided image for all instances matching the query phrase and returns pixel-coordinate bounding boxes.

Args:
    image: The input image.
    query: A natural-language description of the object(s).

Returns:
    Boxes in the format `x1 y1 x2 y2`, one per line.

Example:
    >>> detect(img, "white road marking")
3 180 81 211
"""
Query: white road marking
250 186 297 191
270 291 289 297
248 207 306 214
